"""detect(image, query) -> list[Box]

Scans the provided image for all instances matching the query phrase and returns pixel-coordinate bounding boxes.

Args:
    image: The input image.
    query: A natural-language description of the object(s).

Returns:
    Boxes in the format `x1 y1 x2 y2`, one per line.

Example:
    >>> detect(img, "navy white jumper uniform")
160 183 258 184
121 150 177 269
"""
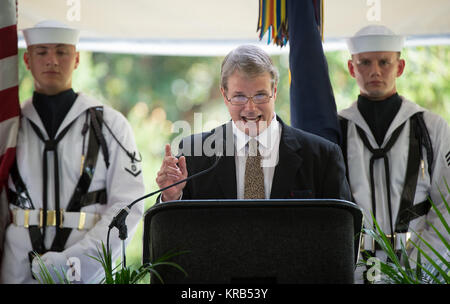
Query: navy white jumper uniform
340 96 450 260
1 93 144 283
341 24 450 283
0 20 144 283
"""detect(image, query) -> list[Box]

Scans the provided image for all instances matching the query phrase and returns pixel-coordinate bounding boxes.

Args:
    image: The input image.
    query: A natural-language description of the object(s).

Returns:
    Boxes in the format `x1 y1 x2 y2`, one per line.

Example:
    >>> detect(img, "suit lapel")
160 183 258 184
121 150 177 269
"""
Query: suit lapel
211 118 303 199
214 122 237 199
270 118 303 199
216 155 237 199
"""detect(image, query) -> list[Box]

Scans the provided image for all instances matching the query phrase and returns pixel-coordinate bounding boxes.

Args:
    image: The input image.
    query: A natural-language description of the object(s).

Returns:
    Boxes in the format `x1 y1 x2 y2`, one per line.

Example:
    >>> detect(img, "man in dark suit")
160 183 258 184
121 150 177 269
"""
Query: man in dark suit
156 45 351 202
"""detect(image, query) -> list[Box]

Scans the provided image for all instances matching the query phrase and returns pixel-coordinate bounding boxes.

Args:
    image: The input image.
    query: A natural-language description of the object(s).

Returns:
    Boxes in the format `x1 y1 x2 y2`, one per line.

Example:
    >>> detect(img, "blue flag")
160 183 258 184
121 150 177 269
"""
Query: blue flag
287 0 340 144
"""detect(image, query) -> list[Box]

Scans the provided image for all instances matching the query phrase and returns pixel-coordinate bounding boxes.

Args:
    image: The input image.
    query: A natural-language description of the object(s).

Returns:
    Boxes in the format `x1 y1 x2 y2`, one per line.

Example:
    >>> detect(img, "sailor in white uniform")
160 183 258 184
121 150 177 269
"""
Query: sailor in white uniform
0 20 145 283
339 25 450 283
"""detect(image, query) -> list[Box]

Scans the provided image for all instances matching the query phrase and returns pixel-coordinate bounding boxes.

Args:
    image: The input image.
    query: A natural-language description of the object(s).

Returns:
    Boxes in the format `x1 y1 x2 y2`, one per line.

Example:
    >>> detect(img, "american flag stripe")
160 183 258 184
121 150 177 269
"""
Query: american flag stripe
0 147 16 186
0 25 18 59
0 117 18 153
0 56 19 92
0 0 16 29
0 0 19 190
0 86 19 122
1 0 19 267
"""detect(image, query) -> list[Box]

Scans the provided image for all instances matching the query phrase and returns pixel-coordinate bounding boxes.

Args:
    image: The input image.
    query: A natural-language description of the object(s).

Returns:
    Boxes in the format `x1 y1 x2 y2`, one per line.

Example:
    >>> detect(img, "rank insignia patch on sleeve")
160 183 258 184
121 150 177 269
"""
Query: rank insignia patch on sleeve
125 164 141 177
124 151 142 177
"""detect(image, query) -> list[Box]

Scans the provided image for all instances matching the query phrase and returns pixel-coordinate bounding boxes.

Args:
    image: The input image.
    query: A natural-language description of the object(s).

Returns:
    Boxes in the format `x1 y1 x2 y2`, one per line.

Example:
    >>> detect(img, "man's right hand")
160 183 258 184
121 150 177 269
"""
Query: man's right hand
155 144 188 202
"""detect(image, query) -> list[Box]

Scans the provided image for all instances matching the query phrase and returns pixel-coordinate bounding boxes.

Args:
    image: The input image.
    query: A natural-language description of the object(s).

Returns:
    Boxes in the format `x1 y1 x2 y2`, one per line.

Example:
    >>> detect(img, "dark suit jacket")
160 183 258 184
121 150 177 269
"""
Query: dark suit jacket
174 116 352 201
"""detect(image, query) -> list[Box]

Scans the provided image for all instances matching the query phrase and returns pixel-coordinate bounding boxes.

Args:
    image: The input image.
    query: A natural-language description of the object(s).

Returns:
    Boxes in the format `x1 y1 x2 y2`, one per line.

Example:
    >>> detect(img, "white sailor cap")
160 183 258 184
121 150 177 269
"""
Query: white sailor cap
22 20 80 47
346 25 404 55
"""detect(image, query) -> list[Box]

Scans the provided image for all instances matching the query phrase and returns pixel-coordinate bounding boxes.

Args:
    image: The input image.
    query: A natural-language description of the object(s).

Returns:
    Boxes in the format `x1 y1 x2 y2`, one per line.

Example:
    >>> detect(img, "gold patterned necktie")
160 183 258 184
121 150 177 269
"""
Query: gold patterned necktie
244 138 265 199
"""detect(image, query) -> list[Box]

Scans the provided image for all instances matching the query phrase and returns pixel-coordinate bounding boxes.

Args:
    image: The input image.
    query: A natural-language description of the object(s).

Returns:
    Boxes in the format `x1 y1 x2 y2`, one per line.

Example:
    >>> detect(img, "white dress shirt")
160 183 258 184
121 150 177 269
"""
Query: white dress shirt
232 114 281 199
160 115 281 202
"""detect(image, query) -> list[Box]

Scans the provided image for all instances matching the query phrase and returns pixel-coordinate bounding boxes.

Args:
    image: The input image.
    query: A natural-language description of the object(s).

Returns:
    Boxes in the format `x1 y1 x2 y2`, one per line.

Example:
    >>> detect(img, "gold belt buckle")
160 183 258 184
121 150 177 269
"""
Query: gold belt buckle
46 210 56 226
385 233 398 249
405 232 412 249
23 210 30 228
38 210 64 227
360 234 376 252
39 209 43 227
60 209 64 228
78 212 86 230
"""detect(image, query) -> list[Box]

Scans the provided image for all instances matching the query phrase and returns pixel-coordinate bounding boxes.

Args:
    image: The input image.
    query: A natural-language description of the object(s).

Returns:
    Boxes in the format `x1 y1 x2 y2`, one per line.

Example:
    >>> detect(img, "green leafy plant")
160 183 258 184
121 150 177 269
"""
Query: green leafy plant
32 253 71 284
88 243 188 284
362 180 450 284
32 243 188 284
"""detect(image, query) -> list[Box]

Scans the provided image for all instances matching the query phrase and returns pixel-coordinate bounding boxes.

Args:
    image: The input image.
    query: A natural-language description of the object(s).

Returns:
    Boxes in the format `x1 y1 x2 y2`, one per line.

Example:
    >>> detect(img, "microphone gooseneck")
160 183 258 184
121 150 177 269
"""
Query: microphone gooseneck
106 154 222 256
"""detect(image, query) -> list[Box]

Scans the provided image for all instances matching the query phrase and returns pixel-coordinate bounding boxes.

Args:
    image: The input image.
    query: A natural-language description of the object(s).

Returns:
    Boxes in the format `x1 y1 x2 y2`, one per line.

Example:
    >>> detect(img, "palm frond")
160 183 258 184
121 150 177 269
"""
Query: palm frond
89 242 188 284
363 180 450 284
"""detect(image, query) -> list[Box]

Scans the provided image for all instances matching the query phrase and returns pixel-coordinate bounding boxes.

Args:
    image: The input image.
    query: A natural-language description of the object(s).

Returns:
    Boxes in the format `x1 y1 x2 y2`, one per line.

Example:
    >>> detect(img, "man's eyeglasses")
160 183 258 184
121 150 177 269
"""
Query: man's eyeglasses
225 92 273 106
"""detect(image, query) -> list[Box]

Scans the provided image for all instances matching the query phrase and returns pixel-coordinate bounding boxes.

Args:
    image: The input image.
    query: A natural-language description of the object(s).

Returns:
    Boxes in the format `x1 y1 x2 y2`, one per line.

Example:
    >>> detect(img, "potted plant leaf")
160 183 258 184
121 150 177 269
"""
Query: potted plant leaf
361 179 450 284
32 242 187 284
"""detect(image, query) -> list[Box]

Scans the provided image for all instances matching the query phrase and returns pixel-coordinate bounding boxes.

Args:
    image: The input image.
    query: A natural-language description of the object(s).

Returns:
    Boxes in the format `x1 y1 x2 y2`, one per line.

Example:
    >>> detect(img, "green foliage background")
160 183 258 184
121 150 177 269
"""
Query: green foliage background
17 45 450 273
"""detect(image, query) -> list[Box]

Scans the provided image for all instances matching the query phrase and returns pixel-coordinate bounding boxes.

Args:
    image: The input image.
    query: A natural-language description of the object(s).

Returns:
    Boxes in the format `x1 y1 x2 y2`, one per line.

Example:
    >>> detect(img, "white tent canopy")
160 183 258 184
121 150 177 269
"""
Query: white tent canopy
17 0 450 55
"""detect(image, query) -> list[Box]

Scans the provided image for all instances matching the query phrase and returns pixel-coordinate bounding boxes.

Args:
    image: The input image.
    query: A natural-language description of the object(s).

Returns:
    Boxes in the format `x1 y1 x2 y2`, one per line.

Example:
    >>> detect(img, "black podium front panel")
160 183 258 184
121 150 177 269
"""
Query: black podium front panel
142 199 362 284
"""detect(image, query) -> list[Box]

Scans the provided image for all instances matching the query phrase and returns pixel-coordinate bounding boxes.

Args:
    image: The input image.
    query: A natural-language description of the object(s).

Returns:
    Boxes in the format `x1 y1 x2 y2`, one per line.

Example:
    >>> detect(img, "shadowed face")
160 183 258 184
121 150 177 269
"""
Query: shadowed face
348 51 405 101
24 43 80 95
221 70 276 136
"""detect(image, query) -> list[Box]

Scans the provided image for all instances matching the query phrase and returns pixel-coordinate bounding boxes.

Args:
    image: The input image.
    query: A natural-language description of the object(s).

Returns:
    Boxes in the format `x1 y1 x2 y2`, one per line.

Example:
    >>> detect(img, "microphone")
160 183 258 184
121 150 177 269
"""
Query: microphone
106 154 223 256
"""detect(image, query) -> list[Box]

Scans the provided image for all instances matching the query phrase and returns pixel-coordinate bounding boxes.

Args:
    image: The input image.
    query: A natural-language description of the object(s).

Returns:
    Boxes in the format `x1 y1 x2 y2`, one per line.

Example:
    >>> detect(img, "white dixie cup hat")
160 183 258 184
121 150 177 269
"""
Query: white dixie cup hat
22 20 80 47
346 25 405 55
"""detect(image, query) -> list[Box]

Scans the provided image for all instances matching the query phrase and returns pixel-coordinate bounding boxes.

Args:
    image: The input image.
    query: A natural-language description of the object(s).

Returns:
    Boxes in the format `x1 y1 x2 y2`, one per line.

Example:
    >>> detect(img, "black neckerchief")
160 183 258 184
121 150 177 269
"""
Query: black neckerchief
357 93 402 147
32 89 78 139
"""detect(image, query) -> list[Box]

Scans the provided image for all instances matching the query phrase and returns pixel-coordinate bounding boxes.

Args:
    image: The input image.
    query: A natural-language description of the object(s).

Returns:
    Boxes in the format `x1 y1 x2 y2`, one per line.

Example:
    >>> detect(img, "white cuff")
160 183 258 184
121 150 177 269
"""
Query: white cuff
160 191 183 203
